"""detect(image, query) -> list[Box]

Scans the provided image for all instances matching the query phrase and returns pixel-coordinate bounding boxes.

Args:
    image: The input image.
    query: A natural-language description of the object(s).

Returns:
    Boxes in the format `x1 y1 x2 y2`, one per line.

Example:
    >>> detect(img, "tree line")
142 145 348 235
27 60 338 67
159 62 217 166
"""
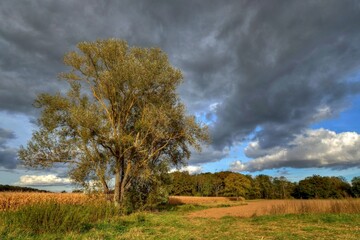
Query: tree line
169 172 360 199
0 184 50 193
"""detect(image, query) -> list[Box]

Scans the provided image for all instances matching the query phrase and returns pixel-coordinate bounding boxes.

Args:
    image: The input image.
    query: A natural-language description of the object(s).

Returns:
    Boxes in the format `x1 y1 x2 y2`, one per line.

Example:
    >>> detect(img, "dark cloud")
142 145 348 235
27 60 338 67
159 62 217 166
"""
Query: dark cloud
212 0 360 149
0 128 18 169
0 149 18 170
1 1 360 170
0 128 15 145
0 0 230 115
188 146 229 165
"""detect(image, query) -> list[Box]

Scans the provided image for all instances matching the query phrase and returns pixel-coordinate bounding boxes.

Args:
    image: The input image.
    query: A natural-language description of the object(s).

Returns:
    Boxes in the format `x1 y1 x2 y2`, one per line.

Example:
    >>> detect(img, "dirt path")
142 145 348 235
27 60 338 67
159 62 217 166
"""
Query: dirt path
188 200 288 219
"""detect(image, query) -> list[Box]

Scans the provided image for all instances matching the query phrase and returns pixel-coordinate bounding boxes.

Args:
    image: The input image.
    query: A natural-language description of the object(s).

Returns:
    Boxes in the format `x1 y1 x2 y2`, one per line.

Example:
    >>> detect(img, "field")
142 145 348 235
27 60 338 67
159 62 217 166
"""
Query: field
1 193 360 239
0 192 103 211
189 199 360 218
168 195 245 205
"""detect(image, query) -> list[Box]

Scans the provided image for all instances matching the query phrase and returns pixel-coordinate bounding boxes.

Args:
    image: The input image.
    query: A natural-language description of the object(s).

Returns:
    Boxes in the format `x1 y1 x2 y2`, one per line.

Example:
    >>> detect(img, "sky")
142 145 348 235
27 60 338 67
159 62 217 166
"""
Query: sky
1 0 360 191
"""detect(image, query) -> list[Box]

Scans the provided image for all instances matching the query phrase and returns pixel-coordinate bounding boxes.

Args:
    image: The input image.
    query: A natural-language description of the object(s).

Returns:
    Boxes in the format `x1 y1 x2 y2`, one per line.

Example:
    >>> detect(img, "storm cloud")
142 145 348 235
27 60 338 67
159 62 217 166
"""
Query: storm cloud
0 128 18 169
188 145 229 165
1 1 360 171
211 1 360 149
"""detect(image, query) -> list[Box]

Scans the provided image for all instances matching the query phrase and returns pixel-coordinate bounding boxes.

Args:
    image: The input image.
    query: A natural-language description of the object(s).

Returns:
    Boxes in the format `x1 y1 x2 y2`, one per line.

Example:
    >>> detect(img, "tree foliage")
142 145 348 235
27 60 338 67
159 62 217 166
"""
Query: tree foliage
19 39 209 208
169 172 355 200
223 173 251 198
352 177 360 197
292 175 352 199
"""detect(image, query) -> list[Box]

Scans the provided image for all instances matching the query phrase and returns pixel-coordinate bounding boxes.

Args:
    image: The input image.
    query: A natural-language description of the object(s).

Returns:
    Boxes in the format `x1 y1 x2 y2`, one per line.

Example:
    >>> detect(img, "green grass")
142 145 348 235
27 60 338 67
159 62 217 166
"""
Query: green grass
0 201 121 237
1 203 360 239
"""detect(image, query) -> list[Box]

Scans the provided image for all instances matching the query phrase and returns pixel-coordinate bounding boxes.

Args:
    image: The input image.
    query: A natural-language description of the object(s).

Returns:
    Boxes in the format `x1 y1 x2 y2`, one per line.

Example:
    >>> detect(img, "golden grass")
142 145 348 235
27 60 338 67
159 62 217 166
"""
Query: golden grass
188 199 360 219
263 199 360 215
168 196 245 205
0 192 104 211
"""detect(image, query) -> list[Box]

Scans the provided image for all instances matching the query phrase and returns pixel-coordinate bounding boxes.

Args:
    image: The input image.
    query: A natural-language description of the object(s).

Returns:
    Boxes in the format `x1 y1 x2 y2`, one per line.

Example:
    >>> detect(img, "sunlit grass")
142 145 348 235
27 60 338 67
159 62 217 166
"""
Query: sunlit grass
0 192 104 211
262 199 360 215
1 197 360 239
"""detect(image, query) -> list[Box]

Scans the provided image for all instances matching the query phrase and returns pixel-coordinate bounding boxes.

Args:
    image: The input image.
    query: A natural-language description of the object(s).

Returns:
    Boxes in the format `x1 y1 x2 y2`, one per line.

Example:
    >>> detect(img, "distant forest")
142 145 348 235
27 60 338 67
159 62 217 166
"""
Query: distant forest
169 172 360 199
2 173 360 200
0 184 49 193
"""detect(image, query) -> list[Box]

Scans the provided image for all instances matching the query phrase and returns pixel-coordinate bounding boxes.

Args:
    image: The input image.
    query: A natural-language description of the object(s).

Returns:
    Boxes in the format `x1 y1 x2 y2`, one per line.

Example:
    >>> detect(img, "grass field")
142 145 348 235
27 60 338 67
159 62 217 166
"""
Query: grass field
168 195 245 205
1 193 360 239
0 192 104 211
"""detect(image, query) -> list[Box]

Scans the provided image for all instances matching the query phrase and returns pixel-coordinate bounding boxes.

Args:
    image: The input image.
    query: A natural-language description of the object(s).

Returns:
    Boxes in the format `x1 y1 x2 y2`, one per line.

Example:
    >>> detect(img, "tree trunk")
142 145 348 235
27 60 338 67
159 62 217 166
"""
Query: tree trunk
114 169 121 207
119 184 125 206
100 178 111 202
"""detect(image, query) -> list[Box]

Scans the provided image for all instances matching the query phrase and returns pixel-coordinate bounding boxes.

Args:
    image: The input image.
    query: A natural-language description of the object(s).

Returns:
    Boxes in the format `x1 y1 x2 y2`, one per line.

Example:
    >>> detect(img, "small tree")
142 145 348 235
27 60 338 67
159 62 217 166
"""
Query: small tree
19 39 209 208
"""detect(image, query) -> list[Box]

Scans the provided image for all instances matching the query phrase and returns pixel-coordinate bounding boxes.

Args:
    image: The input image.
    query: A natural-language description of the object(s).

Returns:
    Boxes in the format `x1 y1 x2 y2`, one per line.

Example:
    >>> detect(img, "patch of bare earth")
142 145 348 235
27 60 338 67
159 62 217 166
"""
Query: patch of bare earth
188 199 360 219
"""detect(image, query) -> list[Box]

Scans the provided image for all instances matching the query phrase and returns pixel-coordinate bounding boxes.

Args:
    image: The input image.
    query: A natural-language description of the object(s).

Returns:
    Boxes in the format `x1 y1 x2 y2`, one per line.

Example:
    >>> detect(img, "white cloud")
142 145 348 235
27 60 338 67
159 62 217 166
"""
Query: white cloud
229 160 246 171
233 129 360 172
170 165 202 174
17 174 72 186
209 102 220 112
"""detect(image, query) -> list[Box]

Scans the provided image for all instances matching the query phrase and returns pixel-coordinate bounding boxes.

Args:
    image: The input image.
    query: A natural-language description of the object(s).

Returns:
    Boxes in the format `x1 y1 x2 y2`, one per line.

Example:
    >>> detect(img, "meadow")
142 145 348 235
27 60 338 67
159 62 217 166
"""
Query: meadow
1 193 360 239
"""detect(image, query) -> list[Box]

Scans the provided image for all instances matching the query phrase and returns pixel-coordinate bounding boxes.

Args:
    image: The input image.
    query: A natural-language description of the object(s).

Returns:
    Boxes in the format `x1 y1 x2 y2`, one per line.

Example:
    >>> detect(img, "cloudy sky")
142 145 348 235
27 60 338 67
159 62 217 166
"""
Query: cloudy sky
1 0 360 191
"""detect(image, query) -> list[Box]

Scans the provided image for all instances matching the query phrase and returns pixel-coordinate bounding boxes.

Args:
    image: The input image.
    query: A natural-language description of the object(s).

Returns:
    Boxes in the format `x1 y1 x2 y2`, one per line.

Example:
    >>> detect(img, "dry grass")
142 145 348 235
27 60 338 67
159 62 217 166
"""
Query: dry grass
0 192 104 211
188 199 360 219
168 196 245 205
264 199 360 215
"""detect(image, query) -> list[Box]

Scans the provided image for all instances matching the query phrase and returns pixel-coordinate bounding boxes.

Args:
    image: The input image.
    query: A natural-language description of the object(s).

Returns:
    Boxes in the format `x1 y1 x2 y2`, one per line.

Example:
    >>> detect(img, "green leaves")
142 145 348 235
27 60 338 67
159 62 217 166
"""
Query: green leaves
19 38 209 208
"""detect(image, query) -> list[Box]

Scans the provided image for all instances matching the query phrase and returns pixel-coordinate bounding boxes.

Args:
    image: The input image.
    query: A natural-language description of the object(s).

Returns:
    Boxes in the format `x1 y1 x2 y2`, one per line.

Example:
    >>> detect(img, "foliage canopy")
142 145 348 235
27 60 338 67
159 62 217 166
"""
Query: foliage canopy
19 39 209 207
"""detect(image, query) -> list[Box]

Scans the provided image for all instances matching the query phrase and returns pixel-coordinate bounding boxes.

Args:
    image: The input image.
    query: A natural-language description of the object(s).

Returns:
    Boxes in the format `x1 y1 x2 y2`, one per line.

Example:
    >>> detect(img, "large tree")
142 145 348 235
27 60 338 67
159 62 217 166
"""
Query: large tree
19 39 209 207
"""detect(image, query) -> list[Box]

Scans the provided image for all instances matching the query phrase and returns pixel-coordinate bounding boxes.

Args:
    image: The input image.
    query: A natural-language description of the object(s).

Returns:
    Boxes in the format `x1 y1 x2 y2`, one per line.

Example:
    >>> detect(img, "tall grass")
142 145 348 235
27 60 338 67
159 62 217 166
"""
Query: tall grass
0 192 103 211
263 199 360 215
168 196 244 205
0 201 121 234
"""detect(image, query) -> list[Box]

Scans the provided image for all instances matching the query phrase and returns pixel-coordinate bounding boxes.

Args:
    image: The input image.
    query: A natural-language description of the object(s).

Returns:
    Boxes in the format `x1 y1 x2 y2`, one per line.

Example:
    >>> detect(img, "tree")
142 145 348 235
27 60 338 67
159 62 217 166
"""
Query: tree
223 173 251 198
352 177 360 197
19 39 209 208
292 175 351 199
170 171 196 196
255 175 275 199
195 173 219 196
245 174 261 199
272 176 295 199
